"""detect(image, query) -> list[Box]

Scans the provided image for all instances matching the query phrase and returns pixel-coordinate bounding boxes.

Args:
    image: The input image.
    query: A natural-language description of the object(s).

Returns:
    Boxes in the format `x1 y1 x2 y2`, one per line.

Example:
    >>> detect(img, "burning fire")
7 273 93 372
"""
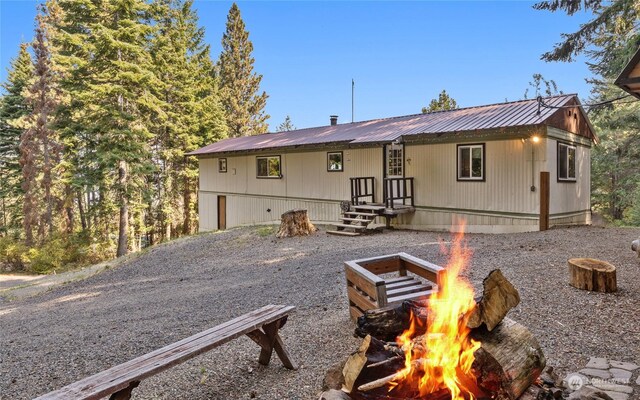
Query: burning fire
392 228 481 399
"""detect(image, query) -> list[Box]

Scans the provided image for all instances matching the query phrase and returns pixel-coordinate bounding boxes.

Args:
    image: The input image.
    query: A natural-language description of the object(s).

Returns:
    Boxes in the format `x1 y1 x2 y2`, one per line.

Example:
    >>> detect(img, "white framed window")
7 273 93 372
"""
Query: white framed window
218 158 227 173
558 142 576 182
457 144 485 181
256 156 281 178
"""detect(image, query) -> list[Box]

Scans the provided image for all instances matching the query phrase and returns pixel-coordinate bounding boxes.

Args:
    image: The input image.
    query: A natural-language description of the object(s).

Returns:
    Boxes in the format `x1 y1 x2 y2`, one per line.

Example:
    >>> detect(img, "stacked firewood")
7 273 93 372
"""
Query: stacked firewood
319 270 565 400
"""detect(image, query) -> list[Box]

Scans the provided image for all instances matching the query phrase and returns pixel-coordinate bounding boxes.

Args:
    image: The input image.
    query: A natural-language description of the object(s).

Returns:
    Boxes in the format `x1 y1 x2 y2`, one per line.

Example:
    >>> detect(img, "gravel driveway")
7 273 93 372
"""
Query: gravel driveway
1 225 639 400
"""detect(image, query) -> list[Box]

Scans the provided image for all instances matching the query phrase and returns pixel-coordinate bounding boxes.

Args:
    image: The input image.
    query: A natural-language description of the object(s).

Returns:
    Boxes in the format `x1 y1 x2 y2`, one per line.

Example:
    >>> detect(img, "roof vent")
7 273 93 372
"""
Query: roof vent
330 115 338 126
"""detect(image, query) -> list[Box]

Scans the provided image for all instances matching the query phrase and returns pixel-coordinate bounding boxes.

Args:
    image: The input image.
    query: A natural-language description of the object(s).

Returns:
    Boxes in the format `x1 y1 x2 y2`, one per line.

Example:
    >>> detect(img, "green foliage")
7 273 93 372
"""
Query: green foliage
537 0 640 225
0 233 111 273
0 43 34 234
422 90 458 113
523 74 563 99
256 225 275 237
276 115 295 132
218 3 269 137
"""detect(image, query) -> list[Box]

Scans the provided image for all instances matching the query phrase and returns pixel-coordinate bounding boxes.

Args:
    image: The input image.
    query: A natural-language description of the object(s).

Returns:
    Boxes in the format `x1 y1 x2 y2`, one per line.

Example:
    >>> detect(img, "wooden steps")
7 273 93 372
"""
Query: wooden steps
327 205 381 237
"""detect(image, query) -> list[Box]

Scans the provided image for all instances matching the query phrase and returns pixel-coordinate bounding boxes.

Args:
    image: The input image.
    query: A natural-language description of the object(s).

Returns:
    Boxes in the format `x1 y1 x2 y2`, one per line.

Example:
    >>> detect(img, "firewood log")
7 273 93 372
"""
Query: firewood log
568 258 617 293
631 239 639 257
355 300 427 341
467 269 520 331
276 209 317 238
471 317 546 400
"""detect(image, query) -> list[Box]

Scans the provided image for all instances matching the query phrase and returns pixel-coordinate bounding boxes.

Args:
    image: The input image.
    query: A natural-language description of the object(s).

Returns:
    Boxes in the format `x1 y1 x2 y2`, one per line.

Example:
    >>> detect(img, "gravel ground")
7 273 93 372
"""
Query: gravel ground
1 225 639 400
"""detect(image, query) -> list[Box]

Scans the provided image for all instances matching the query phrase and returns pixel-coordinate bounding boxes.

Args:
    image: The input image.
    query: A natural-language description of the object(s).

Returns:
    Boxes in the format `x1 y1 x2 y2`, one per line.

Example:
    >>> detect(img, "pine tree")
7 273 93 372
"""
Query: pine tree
422 90 458 113
0 43 33 235
276 115 295 132
218 3 269 137
54 0 163 256
149 0 227 240
16 11 62 245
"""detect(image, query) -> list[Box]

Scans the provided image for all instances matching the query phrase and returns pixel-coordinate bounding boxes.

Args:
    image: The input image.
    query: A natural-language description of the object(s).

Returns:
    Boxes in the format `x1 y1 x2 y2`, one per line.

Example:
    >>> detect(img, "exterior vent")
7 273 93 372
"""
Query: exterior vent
330 115 338 126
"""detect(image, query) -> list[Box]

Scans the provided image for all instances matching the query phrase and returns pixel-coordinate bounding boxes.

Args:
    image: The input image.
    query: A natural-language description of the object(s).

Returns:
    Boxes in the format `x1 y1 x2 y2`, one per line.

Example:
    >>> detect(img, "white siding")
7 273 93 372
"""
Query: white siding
404 139 544 214
197 132 591 232
545 137 591 216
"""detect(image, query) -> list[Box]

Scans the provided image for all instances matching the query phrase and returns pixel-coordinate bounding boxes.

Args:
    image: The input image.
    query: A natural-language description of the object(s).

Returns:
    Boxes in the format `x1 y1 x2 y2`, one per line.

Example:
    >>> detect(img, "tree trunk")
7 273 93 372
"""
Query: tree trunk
64 184 74 234
77 191 87 231
182 175 192 235
276 209 316 238
116 160 128 257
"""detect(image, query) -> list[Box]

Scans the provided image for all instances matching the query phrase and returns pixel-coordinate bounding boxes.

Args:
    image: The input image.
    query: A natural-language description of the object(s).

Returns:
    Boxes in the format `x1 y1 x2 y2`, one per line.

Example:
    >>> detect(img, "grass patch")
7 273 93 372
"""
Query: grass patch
256 226 276 237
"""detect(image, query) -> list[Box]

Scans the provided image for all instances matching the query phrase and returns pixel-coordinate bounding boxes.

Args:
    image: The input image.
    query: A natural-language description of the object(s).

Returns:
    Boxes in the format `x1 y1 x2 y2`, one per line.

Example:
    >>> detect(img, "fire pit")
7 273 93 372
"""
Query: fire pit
323 231 550 400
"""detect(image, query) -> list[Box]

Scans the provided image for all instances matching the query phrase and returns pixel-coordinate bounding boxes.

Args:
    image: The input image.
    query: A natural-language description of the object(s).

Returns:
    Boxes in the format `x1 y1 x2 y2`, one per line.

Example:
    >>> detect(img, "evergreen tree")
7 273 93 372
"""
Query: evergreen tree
149 0 227 240
422 90 458 113
536 0 639 222
17 11 62 245
54 0 163 256
523 73 562 99
0 43 33 235
218 3 269 137
276 115 295 132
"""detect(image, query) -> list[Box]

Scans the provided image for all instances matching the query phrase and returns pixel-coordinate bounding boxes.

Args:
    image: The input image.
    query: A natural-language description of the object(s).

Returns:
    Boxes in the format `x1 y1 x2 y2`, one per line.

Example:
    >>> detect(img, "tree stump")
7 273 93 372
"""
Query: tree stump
568 258 617 293
276 209 317 238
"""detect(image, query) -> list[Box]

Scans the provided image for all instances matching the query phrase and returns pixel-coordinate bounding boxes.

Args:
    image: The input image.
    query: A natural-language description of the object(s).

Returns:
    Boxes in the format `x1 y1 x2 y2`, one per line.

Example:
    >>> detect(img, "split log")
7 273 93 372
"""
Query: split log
276 209 317 238
341 335 401 393
355 299 429 341
568 258 617 293
467 269 520 331
471 317 546 400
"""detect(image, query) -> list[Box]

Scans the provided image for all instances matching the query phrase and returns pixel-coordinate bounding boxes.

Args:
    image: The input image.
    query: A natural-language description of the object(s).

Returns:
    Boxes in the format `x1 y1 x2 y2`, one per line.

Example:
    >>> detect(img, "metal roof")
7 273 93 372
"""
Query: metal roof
189 94 584 156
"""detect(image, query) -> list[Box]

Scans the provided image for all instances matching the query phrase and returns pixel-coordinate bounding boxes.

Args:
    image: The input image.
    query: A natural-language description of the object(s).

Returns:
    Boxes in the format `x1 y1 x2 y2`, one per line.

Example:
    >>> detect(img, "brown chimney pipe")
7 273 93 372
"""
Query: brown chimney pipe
330 115 338 126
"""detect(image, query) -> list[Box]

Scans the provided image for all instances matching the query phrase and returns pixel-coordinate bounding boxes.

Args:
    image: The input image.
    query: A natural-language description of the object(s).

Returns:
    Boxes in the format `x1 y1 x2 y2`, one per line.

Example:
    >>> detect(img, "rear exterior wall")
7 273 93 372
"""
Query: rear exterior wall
198 130 591 233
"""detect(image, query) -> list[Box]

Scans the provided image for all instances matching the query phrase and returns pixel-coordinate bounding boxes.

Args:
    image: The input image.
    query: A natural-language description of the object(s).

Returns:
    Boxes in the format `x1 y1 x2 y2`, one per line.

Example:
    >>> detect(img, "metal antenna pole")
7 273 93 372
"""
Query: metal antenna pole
352 79 354 123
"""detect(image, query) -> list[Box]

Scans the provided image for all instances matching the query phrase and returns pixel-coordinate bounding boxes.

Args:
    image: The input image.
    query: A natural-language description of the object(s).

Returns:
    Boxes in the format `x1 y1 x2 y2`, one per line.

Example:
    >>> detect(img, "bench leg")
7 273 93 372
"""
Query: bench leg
109 381 140 400
246 318 298 370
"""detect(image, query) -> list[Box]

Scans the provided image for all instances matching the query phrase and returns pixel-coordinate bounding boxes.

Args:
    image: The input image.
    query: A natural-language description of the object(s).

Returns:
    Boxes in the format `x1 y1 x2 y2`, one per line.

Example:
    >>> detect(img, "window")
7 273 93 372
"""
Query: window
558 142 576 182
327 152 343 172
256 156 281 178
457 144 485 181
218 158 227 173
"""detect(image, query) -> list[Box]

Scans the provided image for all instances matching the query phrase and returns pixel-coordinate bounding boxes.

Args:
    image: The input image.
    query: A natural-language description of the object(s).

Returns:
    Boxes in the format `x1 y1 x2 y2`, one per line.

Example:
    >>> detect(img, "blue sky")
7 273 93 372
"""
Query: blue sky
1 1 594 130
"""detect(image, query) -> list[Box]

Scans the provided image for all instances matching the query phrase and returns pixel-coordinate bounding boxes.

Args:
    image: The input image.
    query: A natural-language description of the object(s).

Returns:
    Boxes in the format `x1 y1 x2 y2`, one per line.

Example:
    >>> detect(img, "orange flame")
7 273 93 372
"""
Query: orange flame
392 226 481 399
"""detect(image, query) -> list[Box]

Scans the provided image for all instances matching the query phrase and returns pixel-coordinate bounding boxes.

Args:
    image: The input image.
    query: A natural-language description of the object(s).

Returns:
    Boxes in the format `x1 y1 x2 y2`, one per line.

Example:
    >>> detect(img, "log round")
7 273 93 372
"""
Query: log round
276 209 317 238
568 258 617 293
471 318 546 400
632 239 639 257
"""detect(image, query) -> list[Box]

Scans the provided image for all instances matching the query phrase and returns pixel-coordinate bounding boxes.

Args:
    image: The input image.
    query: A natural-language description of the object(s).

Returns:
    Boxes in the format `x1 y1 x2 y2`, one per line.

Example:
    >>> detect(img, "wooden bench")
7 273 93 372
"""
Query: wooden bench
345 252 444 320
35 304 297 400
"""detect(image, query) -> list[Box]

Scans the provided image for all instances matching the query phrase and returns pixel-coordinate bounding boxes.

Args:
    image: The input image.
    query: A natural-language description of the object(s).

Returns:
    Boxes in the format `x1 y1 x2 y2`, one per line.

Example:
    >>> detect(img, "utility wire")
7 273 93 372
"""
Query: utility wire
536 94 634 115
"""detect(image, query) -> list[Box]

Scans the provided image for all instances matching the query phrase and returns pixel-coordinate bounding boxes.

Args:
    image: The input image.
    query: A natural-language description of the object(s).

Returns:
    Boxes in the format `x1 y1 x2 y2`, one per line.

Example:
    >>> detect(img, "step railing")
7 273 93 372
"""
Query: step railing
349 177 376 205
383 177 415 208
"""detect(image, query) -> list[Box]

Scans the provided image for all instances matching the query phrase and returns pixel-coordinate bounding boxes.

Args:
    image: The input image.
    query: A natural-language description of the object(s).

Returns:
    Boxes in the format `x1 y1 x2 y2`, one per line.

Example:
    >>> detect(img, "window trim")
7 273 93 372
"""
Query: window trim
218 158 227 173
327 151 344 172
456 143 486 182
557 142 577 183
256 155 282 179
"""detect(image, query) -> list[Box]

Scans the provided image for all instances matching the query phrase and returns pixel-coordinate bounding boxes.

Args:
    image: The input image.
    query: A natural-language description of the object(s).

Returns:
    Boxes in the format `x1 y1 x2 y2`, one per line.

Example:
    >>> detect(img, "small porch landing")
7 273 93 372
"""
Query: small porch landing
326 203 415 237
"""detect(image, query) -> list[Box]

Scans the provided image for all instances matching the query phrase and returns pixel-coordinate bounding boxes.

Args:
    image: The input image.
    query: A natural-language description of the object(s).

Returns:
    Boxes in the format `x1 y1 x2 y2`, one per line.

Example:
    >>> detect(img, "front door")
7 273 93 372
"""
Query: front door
217 195 226 230
385 143 404 205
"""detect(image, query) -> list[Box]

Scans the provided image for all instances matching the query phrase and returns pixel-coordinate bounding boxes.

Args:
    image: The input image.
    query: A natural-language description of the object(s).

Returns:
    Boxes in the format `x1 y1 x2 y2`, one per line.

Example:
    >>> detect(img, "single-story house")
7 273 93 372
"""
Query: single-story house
615 46 640 99
189 94 596 234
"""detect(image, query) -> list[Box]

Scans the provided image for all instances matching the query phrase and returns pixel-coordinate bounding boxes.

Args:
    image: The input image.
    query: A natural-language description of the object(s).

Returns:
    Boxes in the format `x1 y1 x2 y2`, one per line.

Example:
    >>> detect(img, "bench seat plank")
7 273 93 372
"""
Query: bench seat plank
35 304 295 400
